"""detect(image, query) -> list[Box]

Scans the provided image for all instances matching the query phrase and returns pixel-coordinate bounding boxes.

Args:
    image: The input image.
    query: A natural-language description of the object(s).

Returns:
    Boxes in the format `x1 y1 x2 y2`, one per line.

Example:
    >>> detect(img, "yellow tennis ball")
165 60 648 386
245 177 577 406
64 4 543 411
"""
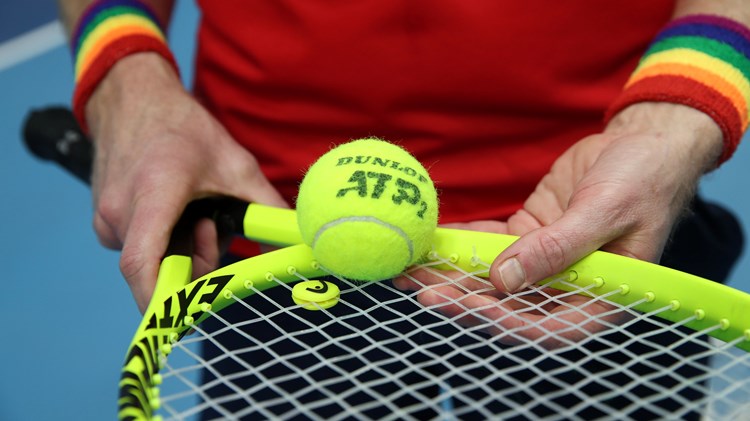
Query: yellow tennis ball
296 138 438 281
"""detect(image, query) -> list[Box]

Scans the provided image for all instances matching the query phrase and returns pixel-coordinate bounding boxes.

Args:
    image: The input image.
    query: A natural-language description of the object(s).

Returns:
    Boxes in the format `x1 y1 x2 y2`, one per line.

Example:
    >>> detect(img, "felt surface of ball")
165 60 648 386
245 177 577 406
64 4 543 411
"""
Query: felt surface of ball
296 138 438 281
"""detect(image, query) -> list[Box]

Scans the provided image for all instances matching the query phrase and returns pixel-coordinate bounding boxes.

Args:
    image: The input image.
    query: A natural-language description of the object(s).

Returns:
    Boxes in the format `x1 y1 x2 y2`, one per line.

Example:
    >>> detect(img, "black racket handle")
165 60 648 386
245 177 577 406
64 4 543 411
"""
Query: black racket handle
23 107 93 184
21 107 248 256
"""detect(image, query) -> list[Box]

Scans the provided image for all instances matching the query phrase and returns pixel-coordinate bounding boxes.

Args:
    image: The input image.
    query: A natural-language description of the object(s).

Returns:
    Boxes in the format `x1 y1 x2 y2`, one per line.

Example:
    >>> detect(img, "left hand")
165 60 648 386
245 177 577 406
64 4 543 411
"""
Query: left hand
394 102 723 345
491 103 722 292
393 221 624 348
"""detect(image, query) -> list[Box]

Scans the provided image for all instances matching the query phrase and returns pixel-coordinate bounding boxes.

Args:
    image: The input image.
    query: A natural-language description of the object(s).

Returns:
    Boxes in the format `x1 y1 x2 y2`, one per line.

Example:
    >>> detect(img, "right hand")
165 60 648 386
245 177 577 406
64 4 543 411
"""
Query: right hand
86 53 287 313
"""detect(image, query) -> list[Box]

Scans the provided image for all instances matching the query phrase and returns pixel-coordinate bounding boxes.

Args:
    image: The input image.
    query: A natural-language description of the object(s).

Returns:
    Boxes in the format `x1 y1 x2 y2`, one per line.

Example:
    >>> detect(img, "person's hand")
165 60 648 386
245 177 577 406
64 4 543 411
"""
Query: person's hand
395 102 723 346
393 221 623 348
86 54 287 312
490 103 722 293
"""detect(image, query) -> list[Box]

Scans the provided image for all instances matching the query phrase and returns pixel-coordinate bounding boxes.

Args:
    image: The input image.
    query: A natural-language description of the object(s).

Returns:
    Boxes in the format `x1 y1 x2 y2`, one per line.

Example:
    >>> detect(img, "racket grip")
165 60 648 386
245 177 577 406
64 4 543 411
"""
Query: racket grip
21 106 251 254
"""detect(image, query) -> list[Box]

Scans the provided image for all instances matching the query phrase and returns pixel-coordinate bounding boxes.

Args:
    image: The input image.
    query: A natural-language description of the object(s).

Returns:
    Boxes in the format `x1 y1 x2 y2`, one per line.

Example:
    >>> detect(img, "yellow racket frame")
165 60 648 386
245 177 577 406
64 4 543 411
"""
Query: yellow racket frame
118 204 750 420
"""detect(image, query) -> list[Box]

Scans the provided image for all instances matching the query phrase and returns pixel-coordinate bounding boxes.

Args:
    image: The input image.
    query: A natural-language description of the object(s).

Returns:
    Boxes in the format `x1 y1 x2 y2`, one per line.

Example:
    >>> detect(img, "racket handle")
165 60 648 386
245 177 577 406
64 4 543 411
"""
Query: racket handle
23 107 93 184
21 106 250 256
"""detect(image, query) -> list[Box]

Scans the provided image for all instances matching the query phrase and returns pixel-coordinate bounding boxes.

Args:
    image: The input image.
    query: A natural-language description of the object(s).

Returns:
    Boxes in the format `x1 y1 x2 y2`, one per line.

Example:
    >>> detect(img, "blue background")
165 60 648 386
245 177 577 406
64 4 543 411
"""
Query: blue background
1 2 748 419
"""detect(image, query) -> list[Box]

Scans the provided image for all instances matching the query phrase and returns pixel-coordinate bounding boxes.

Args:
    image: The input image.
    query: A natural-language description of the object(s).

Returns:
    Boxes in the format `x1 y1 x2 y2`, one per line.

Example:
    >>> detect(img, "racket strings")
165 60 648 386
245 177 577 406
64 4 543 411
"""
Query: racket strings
206 295 390 417
154 253 750 420
706 341 750 418
209 283 457 419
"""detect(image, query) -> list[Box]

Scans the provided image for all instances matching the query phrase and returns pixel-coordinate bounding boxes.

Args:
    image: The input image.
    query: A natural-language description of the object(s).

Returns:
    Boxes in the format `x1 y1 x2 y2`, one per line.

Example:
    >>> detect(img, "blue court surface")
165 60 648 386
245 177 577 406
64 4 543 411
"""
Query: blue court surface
1 3 749 420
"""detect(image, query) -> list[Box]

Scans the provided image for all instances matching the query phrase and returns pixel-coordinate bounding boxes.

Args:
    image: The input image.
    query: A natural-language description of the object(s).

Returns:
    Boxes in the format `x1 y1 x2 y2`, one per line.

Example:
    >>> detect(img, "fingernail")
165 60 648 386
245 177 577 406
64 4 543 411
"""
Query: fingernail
499 258 526 292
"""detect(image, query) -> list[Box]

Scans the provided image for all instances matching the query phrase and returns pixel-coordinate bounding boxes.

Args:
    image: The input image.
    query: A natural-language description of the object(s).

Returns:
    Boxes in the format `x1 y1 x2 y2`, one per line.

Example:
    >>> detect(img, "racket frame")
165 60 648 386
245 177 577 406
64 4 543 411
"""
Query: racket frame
118 203 750 419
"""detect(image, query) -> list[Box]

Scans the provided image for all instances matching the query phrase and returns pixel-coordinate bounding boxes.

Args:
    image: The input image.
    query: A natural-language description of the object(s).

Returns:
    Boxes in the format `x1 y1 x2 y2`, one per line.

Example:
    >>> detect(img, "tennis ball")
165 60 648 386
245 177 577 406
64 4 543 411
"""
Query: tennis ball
296 138 438 281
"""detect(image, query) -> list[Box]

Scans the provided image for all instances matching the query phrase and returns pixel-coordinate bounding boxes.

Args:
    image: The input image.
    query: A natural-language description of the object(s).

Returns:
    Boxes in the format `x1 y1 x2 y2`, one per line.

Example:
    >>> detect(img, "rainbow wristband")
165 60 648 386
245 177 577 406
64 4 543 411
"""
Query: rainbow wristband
606 15 750 164
71 0 179 134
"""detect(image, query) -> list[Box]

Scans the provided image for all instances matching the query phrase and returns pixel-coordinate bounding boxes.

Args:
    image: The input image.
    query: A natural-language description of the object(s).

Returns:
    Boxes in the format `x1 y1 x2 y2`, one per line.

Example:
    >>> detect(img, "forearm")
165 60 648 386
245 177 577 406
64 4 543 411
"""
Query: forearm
674 0 750 23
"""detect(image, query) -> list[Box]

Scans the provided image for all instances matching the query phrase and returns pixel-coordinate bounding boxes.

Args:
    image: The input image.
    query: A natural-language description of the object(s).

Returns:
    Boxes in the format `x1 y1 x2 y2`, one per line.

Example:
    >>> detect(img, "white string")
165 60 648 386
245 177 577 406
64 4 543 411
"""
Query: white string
154 254 750 420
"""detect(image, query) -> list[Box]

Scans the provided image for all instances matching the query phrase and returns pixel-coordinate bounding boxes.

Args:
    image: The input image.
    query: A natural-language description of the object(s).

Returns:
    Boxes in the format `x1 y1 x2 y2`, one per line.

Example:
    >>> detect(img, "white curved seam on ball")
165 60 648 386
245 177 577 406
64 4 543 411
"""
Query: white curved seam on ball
312 216 414 261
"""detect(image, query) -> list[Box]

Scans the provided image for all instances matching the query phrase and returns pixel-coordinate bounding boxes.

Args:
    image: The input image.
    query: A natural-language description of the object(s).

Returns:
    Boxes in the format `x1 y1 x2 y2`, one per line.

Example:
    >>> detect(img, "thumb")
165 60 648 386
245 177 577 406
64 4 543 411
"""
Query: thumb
490 211 613 293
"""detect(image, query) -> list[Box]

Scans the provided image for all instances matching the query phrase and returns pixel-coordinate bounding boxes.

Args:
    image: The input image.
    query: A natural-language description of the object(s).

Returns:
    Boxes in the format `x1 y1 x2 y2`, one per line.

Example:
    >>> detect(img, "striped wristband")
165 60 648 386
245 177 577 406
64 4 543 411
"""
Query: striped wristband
71 0 179 134
606 14 750 164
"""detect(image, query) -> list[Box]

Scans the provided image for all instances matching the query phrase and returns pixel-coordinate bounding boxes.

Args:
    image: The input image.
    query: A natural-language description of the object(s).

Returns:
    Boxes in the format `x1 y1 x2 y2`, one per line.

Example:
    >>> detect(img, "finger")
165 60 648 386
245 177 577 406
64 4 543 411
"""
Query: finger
392 220 509 291
412 286 558 346
522 175 570 227
120 193 187 313
93 207 124 249
415 284 498 328
219 143 289 209
506 209 543 236
490 209 614 293
420 286 620 348
440 220 509 234
393 267 496 294
391 268 445 291
192 217 221 279
92 175 129 250
599 230 667 263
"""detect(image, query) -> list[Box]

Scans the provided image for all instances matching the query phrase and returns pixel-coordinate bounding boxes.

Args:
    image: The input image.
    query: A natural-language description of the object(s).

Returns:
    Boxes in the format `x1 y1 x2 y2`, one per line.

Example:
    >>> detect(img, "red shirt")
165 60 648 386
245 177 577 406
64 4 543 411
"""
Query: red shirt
193 1 675 223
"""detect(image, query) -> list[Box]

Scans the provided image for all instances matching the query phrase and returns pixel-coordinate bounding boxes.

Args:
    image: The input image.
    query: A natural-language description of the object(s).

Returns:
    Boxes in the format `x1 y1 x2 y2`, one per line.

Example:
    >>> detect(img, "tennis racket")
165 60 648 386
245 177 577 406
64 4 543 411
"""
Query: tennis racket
24 108 750 420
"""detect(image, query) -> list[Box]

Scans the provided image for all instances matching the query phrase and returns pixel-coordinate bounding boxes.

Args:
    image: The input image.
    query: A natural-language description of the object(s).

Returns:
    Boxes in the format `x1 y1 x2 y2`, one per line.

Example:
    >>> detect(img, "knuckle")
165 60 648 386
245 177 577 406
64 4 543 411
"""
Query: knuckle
119 246 147 287
235 154 264 182
94 194 125 249
533 230 572 274
93 214 121 250
95 193 121 227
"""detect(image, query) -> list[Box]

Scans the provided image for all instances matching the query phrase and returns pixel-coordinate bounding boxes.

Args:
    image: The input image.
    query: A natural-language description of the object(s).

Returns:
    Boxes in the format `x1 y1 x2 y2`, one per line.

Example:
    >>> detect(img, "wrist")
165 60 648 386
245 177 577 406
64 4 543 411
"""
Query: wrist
605 14 750 166
86 52 183 137
605 102 723 173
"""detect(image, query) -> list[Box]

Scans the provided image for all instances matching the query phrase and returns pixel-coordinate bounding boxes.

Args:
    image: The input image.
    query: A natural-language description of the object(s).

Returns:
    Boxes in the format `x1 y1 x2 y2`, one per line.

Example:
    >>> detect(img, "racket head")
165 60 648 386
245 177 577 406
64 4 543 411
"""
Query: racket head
118 225 750 420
